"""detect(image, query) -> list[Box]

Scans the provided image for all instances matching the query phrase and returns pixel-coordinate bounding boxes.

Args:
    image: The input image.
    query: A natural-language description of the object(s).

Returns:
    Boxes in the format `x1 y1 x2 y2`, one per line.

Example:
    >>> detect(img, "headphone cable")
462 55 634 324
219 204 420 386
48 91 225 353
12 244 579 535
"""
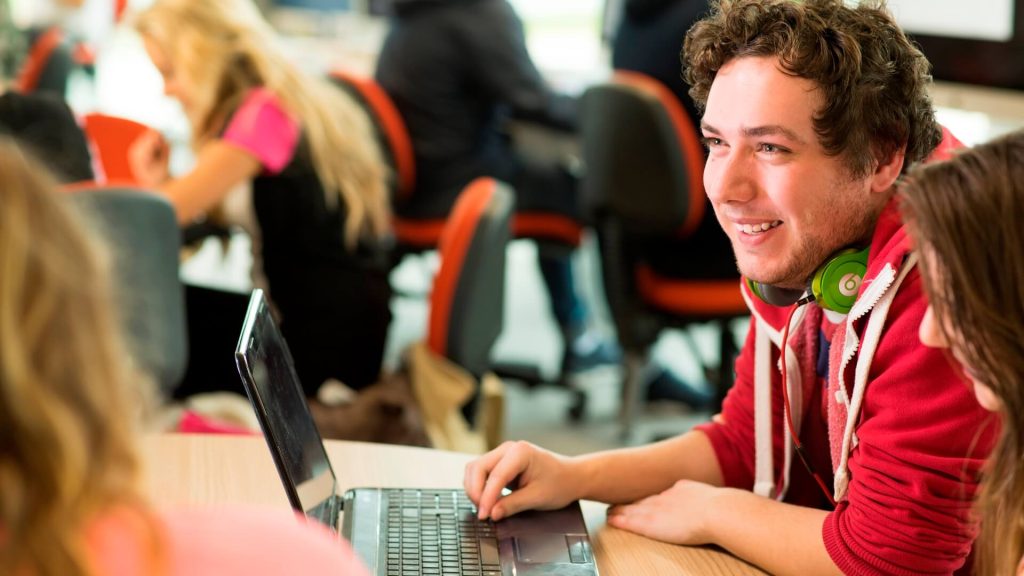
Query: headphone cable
779 299 837 508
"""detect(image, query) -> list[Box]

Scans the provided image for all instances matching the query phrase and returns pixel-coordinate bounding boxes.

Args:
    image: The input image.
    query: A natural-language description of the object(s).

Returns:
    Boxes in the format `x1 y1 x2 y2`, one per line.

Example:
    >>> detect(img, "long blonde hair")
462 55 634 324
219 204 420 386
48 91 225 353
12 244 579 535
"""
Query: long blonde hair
0 140 159 576
133 0 390 248
901 130 1024 576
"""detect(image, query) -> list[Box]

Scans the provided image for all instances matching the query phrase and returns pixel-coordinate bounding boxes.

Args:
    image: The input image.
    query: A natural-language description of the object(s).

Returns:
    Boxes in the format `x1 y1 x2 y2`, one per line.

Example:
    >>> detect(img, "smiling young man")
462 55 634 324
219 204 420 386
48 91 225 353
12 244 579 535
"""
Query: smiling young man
462 1 995 574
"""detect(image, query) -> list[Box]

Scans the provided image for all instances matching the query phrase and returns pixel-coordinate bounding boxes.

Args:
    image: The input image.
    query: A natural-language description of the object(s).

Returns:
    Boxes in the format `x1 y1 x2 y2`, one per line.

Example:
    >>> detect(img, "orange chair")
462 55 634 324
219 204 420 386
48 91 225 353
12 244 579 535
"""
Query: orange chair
81 112 151 185
15 26 74 95
426 177 514 421
427 177 513 374
580 71 749 438
329 70 582 254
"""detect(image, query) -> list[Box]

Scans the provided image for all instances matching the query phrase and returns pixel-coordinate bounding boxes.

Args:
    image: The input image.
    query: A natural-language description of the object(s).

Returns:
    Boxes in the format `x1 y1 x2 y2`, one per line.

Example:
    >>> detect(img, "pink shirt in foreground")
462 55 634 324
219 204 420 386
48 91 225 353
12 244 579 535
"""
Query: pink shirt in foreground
86 505 370 576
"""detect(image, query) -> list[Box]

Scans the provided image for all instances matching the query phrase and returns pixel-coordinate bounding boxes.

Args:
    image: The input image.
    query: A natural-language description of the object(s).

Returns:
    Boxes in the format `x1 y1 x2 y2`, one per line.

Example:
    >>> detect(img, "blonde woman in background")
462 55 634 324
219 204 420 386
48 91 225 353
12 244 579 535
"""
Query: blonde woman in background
130 0 393 398
901 130 1024 576
0 138 370 576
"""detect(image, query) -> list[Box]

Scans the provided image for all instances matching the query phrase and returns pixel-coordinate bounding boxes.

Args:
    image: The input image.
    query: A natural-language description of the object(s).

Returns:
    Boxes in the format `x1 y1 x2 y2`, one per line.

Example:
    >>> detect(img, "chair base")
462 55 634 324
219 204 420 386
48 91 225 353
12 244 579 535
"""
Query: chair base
616 318 741 440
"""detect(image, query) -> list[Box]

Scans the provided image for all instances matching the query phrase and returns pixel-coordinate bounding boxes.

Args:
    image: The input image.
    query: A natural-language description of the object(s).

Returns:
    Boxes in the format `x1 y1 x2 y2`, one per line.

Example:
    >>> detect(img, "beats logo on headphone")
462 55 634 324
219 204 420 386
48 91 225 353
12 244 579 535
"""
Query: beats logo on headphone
746 247 870 314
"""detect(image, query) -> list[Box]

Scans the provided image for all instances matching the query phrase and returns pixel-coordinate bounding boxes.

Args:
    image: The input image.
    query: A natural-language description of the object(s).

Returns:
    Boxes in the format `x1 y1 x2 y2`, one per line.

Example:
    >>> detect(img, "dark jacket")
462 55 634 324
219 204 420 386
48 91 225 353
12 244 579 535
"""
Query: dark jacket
611 0 709 122
375 0 576 215
0 91 93 183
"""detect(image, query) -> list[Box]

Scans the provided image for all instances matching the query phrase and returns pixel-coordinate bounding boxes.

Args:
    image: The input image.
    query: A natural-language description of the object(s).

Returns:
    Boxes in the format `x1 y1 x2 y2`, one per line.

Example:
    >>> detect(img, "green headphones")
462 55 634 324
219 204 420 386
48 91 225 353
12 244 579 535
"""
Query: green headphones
746 246 870 314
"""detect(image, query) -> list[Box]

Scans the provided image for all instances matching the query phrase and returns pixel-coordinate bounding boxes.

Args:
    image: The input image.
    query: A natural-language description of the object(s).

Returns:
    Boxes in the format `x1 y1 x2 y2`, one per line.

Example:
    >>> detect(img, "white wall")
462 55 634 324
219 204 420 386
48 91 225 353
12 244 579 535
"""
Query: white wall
888 0 1015 41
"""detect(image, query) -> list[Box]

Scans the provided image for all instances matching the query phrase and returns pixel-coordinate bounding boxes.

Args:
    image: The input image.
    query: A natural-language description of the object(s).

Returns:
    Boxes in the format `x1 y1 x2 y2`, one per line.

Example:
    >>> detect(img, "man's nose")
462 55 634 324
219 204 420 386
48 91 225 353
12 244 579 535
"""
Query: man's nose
705 149 756 205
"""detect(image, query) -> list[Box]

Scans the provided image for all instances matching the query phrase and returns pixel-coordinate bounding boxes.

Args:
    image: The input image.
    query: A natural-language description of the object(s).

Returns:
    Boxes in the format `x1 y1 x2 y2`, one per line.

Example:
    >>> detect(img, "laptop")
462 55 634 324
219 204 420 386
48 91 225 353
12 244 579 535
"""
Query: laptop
234 289 600 576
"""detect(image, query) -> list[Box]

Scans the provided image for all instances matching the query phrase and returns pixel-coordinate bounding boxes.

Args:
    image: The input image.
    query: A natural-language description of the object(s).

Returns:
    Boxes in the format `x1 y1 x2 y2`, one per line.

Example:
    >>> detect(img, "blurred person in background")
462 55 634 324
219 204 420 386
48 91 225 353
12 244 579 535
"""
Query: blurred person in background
130 0 393 399
375 0 620 378
0 137 370 576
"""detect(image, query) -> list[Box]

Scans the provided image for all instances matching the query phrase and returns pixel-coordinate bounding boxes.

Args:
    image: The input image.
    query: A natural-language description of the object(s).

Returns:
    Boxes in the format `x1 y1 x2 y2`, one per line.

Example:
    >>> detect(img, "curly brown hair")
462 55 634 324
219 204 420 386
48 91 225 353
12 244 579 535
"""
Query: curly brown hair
683 0 942 177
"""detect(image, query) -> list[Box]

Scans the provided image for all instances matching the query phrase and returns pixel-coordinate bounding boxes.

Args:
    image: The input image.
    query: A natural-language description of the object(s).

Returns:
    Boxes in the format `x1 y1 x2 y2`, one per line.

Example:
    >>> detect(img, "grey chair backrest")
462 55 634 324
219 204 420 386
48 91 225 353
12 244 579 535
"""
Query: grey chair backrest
428 177 514 378
69 187 188 396
580 72 707 237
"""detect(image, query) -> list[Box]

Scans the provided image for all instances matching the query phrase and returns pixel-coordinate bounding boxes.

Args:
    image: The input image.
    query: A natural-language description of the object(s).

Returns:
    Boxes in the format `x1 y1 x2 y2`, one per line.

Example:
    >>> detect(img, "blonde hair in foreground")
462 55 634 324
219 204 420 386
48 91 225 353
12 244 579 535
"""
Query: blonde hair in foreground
133 0 391 248
900 130 1024 576
0 140 160 576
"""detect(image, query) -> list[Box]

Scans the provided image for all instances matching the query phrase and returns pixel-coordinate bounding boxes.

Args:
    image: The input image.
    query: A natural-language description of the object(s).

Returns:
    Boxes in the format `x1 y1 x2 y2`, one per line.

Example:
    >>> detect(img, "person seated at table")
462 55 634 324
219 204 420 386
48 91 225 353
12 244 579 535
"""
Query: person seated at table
0 138 370 576
900 130 1024 576
463 1 995 573
0 89 94 183
375 0 620 377
129 0 393 398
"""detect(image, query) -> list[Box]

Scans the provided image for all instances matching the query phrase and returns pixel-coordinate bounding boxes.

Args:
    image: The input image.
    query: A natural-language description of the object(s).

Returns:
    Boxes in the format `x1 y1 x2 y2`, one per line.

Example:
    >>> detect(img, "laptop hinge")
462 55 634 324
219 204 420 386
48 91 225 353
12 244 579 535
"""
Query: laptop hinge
341 488 383 573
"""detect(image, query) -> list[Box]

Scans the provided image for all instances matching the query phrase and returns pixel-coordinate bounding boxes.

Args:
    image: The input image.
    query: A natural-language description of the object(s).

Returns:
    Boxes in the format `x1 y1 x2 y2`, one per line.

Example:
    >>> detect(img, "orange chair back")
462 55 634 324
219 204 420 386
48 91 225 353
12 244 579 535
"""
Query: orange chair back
82 113 150 185
427 178 513 375
330 71 579 253
582 71 707 238
329 70 416 202
611 70 706 237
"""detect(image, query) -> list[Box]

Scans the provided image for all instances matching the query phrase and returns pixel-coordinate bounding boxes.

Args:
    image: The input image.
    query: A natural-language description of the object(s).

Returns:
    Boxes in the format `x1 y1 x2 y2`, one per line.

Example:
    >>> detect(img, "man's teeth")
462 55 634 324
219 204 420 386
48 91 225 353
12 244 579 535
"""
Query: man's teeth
738 220 782 234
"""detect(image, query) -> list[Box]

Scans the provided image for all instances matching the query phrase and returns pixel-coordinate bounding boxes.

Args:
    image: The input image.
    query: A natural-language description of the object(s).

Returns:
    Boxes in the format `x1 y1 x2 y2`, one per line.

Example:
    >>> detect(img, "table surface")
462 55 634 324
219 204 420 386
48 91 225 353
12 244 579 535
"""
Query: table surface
142 434 766 575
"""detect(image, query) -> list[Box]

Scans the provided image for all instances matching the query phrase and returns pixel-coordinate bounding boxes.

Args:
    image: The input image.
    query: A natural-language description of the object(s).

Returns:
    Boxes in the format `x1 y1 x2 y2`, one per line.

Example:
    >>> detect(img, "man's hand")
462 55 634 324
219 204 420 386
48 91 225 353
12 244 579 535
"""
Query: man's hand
463 441 582 521
606 479 719 545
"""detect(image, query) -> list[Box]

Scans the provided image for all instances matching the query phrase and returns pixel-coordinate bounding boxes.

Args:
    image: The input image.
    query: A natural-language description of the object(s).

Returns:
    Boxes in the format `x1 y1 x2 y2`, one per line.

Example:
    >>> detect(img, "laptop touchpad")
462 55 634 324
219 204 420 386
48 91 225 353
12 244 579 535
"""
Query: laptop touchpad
514 534 572 564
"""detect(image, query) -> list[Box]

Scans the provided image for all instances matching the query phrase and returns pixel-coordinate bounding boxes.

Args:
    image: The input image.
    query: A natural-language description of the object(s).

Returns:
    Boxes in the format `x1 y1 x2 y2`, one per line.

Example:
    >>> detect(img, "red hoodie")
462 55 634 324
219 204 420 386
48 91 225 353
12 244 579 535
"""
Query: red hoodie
696 197 997 575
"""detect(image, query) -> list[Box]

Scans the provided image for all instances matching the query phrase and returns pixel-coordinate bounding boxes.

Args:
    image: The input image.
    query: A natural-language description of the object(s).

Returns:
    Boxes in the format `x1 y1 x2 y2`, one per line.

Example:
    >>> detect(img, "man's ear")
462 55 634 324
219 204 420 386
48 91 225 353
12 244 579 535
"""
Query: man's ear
871 146 906 194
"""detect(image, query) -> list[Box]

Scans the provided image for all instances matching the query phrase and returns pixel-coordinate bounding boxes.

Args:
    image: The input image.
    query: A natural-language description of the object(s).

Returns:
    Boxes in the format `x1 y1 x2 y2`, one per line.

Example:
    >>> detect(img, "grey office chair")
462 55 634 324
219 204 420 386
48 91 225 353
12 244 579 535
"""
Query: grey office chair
426 177 513 378
69 187 188 396
425 177 514 425
580 71 747 438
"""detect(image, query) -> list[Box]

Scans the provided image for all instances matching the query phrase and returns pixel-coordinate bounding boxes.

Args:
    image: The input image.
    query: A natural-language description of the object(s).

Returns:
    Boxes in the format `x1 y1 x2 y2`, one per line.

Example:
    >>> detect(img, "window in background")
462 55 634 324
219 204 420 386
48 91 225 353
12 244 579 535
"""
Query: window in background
508 0 608 94
890 0 1024 90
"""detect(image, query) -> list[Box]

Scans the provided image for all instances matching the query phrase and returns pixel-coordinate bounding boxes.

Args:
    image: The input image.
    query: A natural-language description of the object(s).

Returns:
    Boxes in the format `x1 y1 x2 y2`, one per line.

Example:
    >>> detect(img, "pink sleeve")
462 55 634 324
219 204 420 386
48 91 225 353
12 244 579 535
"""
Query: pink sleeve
222 88 300 175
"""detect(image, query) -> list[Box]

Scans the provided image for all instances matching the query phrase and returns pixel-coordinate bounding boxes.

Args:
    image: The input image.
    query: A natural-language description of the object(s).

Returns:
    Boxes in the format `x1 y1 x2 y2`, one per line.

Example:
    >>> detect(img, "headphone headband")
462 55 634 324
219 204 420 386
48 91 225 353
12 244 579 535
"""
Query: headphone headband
746 246 869 314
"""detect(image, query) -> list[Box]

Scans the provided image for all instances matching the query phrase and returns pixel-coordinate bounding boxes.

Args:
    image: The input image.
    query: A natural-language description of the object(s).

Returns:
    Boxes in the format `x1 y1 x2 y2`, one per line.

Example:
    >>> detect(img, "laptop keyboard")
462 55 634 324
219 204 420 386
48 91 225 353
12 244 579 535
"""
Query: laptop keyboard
384 489 500 576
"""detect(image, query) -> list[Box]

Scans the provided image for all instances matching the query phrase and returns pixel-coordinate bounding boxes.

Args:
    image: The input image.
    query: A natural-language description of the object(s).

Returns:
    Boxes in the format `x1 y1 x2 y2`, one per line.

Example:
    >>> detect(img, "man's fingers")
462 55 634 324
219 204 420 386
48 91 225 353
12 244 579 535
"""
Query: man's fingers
606 502 651 535
489 482 542 521
464 442 514 504
475 442 538 519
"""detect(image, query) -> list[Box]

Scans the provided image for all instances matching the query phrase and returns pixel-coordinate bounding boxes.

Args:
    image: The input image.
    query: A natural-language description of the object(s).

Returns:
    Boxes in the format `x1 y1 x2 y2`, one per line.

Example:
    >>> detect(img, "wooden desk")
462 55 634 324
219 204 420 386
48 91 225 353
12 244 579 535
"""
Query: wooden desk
142 434 766 576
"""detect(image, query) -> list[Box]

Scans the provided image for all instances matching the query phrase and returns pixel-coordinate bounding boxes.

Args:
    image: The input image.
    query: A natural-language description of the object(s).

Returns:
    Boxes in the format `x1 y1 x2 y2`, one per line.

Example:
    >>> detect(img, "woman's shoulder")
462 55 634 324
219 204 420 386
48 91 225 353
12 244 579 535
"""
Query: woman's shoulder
223 87 301 174
162 506 370 575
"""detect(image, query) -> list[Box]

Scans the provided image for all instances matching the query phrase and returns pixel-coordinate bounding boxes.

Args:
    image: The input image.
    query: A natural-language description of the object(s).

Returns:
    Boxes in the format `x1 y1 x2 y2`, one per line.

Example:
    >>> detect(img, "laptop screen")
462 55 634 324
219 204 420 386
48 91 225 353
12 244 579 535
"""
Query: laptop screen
235 289 337 515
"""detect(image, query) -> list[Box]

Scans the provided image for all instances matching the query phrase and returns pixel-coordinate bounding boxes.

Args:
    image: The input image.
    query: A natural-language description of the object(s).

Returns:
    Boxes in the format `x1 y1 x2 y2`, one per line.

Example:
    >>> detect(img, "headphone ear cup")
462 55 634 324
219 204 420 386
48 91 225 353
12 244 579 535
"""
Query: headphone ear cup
810 247 870 314
746 278 806 307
